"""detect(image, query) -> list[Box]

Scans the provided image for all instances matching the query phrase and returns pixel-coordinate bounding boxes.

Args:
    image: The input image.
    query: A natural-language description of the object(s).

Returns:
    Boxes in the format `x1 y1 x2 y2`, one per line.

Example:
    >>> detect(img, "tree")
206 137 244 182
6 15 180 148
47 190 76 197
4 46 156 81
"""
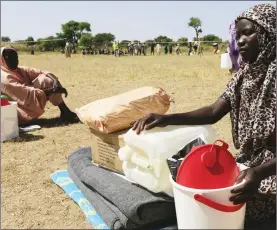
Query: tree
120 40 131 47
55 33 66 48
25 36 36 46
177 37 188 46
79 33 94 48
1 36 11 42
37 36 57 51
93 33 115 47
59 20 91 43
154 36 173 44
202 34 222 45
133 40 140 44
145 39 154 44
188 17 202 41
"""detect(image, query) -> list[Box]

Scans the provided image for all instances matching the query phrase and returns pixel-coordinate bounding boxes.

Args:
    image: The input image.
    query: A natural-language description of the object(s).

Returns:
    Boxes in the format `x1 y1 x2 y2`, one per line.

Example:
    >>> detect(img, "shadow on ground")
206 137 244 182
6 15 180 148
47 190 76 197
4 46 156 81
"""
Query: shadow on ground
5 133 44 143
20 117 80 128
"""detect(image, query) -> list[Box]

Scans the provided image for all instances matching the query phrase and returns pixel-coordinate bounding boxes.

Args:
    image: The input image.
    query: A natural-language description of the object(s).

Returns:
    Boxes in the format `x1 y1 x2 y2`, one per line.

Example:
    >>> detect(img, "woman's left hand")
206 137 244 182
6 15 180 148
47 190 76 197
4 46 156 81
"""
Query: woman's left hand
229 167 264 205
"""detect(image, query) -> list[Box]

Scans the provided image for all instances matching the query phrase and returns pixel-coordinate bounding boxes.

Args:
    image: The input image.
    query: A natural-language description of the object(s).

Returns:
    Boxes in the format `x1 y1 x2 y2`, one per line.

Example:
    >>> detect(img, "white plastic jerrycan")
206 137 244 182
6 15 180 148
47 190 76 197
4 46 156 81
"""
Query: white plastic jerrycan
221 53 232 69
118 125 216 196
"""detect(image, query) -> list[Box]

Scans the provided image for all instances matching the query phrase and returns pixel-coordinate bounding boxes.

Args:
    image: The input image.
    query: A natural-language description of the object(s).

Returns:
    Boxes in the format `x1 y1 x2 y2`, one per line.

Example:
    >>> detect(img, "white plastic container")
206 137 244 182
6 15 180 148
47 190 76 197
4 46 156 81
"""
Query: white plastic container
1 102 19 142
221 53 232 69
170 163 248 229
118 125 216 196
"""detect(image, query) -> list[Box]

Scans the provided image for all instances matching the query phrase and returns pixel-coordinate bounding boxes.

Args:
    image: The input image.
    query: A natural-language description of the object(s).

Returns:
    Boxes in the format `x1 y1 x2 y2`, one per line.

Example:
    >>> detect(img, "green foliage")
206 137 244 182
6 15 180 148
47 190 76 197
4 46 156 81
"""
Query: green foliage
188 17 202 29
93 33 115 47
25 36 36 46
120 40 131 47
37 36 57 51
154 36 173 43
1 36 11 42
188 17 202 40
177 37 188 46
145 39 154 44
79 33 94 48
60 20 91 43
55 33 66 48
4 18 229 53
202 34 222 45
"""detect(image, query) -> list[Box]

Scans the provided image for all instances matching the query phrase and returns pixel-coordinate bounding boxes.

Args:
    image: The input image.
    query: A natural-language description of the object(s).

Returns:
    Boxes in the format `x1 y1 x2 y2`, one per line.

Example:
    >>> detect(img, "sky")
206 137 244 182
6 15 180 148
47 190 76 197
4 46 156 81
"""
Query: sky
1 1 276 42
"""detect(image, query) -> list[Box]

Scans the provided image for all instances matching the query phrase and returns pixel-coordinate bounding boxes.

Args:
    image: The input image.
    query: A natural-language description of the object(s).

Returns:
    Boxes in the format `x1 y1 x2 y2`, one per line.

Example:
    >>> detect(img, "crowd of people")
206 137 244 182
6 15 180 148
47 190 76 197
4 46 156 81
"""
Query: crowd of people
76 40 207 57
1 3 276 230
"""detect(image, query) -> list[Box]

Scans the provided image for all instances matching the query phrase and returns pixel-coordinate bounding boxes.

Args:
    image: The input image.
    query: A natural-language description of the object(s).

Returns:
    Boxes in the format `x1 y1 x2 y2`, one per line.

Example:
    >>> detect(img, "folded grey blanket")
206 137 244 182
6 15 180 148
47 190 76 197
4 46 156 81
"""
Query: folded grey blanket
68 147 177 229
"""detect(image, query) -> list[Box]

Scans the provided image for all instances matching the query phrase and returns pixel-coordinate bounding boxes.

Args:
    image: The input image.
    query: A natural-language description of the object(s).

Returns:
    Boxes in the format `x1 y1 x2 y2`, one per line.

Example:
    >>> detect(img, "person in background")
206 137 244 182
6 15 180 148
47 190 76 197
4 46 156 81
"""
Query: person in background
175 44 181 55
156 43 161 55
141 43 146 56
193 41 198 54
197 39 203 56
228 21 241 73
65 41 72 58
188 41 193 56
129 42 134 56
169 44 173 54
134 43 138 55
150 43 155 55
164 44 168 54
30 45 35 55
113 41 119 57
213 43 219 54
133 4 276 230
1 47 79 125
137 42 142 56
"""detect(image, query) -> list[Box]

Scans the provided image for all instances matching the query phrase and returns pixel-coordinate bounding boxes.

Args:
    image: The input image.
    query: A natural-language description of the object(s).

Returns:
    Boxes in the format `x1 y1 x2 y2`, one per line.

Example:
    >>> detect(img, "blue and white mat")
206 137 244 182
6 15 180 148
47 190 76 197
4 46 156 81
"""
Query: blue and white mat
50 170 110 229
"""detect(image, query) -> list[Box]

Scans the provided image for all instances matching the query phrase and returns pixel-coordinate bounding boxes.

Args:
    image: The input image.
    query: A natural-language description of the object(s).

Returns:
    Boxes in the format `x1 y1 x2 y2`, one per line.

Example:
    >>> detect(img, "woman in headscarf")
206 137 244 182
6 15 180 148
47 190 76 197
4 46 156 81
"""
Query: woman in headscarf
1 47 79 125
132 4 276 229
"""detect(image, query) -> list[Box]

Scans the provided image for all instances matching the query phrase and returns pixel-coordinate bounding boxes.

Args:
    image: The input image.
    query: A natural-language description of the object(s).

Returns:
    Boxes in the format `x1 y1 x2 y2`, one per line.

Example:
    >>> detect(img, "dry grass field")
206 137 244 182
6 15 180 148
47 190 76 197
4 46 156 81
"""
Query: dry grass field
2 52 235 229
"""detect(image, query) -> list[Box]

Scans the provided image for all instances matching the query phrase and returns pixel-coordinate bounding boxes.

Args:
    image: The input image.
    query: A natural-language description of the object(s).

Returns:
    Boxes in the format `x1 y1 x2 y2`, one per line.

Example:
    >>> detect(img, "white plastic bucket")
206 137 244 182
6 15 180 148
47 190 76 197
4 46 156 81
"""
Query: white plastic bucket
221 53 233 69
170 163 248 229
1 102 19 142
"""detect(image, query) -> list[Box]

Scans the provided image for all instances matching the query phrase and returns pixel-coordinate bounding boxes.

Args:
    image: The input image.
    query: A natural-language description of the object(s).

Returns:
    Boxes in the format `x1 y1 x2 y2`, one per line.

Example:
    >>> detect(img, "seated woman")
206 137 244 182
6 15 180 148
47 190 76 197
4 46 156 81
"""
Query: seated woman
1 47 79 125
133 4 276 230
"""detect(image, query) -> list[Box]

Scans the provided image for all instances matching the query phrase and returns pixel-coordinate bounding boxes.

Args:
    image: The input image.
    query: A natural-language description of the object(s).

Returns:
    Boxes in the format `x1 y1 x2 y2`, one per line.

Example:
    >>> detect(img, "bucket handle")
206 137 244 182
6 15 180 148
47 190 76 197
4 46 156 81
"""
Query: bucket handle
194 194 245 212
201 140 229 168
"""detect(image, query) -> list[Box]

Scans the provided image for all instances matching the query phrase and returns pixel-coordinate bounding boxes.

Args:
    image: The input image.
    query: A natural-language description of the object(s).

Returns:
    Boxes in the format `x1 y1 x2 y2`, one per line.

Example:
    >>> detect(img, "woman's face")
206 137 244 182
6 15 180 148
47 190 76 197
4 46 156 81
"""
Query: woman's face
3 49 19 70
236 19 259 64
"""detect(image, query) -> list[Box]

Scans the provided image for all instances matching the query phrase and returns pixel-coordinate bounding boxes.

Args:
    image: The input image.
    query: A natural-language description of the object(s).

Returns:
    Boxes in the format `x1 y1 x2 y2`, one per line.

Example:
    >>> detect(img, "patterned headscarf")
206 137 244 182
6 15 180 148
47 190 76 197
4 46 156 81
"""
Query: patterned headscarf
222 4 276 158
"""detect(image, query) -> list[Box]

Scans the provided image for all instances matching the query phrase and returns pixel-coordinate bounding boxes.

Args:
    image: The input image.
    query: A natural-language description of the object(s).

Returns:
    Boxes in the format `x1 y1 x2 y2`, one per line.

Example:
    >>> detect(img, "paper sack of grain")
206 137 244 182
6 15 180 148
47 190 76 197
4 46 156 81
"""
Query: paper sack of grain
76 87 172 134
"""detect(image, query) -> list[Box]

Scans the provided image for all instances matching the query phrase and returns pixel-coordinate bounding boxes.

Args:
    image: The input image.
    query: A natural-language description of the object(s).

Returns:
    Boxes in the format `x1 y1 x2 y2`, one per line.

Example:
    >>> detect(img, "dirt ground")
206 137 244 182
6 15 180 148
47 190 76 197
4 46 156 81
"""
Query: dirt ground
1 53 235 229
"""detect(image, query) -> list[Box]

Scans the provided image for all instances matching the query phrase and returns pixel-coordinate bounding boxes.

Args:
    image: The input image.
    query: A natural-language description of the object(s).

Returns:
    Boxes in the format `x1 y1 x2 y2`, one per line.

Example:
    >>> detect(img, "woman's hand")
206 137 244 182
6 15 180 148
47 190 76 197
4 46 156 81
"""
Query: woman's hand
43 84 68 98
46 73 59 87
53 86 68 97
132 113 168 135
229 167 264 205
45 73 68 97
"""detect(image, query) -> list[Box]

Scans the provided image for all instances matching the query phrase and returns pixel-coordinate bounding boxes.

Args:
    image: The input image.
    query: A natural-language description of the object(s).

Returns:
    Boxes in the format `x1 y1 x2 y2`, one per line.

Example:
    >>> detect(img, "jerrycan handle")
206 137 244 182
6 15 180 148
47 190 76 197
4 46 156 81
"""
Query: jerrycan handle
201 140 229 168
194 194 245 212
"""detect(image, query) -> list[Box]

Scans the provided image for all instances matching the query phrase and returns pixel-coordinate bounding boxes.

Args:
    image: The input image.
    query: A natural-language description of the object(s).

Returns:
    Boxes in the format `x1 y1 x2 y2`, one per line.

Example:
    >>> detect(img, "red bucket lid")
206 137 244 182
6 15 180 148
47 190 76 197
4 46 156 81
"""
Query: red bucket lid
176 140 240 189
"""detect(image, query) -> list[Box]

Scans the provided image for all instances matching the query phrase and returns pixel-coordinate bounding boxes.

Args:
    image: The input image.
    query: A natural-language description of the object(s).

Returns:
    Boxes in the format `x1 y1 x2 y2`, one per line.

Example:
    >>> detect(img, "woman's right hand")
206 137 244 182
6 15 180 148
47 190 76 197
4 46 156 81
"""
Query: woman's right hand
132 113 169 135
43 85 68 98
